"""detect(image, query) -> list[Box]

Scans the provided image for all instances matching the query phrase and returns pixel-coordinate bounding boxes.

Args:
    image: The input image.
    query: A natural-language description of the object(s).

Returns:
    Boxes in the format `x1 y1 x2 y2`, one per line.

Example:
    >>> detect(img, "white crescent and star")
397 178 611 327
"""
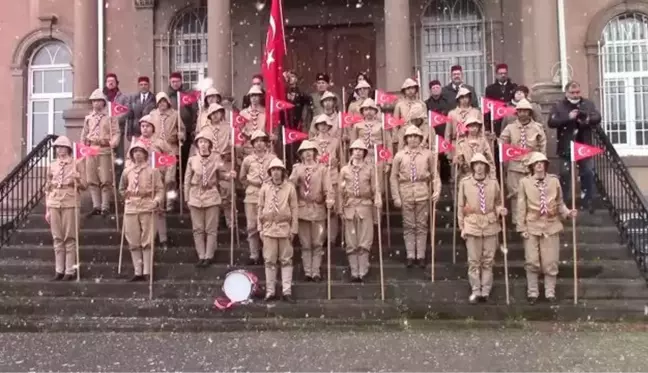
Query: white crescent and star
288 132 297 141
577 147 588 157
379 149 388 159
505 148 515 158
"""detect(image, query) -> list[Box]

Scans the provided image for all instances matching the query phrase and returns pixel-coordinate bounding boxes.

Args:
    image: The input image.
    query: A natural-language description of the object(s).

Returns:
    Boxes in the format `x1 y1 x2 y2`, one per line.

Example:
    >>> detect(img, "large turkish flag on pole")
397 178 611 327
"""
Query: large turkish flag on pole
262 0 287 133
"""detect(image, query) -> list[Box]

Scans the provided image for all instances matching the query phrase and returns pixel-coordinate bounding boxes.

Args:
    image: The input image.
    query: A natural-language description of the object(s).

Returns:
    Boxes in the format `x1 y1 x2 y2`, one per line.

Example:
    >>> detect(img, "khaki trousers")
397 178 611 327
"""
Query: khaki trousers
262 236 294 296
189 205 220 260
297 219 326 277
344 210 373 278
506 170 526 223
244 203 261 260
156 211 168 243
49 207 78 275
402 200 430 259
465 234 498 296
86 153 114 210
524 233 560 298
124 212 154 276
219 182 235 228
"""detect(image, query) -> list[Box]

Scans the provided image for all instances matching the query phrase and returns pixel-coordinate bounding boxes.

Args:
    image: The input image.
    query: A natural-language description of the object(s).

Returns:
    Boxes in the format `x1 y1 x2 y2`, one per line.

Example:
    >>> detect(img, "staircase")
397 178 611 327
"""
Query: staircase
0 131 646 332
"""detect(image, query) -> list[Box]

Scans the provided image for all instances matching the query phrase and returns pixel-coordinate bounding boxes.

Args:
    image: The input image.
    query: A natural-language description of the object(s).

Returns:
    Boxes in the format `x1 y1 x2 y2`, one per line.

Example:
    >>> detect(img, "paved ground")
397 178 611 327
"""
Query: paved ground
0 326 646 372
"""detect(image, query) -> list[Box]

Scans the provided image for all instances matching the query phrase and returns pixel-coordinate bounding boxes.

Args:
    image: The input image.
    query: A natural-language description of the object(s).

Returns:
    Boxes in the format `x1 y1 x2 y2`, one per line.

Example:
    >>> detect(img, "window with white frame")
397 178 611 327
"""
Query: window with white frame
28 41 73 149
600 12 648 155
171 7 208 88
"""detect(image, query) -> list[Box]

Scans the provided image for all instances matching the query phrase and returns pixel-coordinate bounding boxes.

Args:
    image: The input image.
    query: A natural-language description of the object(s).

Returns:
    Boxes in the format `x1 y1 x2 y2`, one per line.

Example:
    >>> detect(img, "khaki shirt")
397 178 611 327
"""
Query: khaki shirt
289 162 334 221
311 134 342 184
500 119 547 173
445 107 481 142
201 121 232 156
81 111 120 154
46 158 86 209
339 160 381 220
239 151 277 204
457 175 503 237
149 108 185 155
218 157 236 202
349 119 393 164
119 163 164 214
257 180 299 238
309 111 341 139
184 153 226 208
393 98 427 127
125 137 172 174
347 99 365 115
390 146 440 203
516 174 570 236
455 135 496 178
240 106 267 156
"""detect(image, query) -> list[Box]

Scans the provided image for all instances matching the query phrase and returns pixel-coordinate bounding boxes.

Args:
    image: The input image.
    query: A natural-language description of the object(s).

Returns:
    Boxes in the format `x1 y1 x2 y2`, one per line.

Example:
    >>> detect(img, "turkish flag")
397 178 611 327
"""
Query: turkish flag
150 151 177 169
319 152 330 165
492 105 517 120
499 143 531 162
262 0 287 132
272 97 294 112
233 126 246 146
482 97 507 114
456 121 468 136
375 144 392 162
571 141 603 162
231 111 249 128
375 90 399 105
283 127 308 145
110 103 128 117
340 112 363 128
435 135 454 154
429 111 450 128
179 91 200 106
73 142 99 160
383 113 406 130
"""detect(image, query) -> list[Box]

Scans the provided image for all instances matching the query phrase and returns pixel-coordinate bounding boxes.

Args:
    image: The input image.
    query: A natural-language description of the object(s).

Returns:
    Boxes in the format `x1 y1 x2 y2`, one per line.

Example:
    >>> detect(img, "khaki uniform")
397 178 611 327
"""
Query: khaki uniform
457 176 503 297
46 158 86 275
217 155 236 229
118 163 164 276
239 151 278 260
289 162 334 278
501 102 544 128
184 152 225 260
517 174 570 298
390 146 440 260
349 119 393 193
258 180 299 296
339 159 381 278
149 108 185 156
393 99 427 149
347 98 366 115
240 106 267 159
309 111 341 139
445 107 481 143
500 120 547 222
312 134 342 241
397 124 430 151
80 111 120 210
454 136 496 180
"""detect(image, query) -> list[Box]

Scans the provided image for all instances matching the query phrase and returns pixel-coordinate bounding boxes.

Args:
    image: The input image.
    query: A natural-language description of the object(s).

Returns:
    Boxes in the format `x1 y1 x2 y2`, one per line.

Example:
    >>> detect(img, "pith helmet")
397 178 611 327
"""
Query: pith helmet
409 105 427 120
349 139 368 151
247 85 263 96
89 88 106 101
515 98 533 110
267 158 287 176
194 129 213 147
207 103 225 118
250 130 269 142
456 87 471 99
156 92 171 105
359 98 378 112
404 125 424 138
527 151 548 166
313 114 332 127
355 80 371 90
401 78 419 91
139 114 156 130
470 153 490 172
53 135 72 150
465 114 483 127
320 91 337 102
298 140 318 154
129 140 149 159
204 87 221 98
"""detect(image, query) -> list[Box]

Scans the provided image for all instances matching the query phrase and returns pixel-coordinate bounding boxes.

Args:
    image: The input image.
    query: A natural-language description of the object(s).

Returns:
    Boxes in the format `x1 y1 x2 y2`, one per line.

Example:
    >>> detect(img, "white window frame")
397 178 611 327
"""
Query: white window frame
171 7 208 88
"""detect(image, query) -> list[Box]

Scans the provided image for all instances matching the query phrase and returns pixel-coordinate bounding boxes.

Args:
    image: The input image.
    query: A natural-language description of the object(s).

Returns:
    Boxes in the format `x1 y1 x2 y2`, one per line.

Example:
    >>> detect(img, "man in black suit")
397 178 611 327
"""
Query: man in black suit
441 65 478 110
484 63 517 136
127 76 156 141
425 79 452 183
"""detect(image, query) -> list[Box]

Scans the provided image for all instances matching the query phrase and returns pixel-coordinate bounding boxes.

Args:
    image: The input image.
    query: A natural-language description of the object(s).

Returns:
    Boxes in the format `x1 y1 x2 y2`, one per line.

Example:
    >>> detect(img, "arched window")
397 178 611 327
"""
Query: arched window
420 0 486 97
600 12 648 154
27 41 73 149
170 7 208 88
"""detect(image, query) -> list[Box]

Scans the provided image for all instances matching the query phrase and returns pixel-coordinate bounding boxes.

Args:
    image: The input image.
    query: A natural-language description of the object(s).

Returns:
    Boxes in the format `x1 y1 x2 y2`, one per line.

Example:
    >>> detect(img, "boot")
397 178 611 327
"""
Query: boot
50 273 64 281
282 294 296 303
415 234 427 265
86 208 101 218
128 275 144 282
61 274 75 281
406 258 414 268
358 250 370 278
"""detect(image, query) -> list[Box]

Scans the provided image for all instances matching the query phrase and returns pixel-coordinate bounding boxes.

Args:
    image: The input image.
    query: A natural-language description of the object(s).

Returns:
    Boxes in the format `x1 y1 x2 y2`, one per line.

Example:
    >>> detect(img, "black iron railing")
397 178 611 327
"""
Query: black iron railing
0 135 57 248
591 126 648 280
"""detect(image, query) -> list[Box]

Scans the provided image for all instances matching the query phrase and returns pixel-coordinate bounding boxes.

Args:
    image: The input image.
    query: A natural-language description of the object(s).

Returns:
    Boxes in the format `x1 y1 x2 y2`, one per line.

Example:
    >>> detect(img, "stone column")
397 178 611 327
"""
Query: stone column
134 0 155 87
207 0 232 96
384 0 412 91
63 0 98 141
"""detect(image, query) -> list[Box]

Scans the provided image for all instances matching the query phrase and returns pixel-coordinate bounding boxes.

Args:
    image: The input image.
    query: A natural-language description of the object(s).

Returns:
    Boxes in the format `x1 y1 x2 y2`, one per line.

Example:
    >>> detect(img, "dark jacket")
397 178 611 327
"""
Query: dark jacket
285 86 309 129
441 83 478 110
548 97 602 159
167 86 198 141
484 79 517 135
127 91 156 138
425 94 452 136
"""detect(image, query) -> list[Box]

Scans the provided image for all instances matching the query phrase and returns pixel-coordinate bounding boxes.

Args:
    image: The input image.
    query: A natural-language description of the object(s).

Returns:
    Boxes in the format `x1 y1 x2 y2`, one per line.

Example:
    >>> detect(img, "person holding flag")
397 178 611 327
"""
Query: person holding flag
393 78 428 152
390 126 441 268
347 79 372 115
499 86 543 130
517 152 577 304
339 139 382 282
81 88 121 217
308 91 341 139
445 87 481 144
239 130 278 265
349 98 393 179
453 114 495 181
457 153 507 304
288 140 335 281
500 99 547 225
240 86 269 158
118 140 164 282
396 105 429 150
196 87 223 133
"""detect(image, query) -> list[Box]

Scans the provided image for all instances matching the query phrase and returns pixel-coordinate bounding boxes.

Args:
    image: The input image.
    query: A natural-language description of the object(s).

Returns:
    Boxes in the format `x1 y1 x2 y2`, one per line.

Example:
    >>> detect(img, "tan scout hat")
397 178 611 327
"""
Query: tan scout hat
465 114 483 126
247 85 263 96
204 87 221 98
320 91 337 102
89 88 107 101
129 140 150 159
355 80 371 90
53 135 72 150
298 140 318 154
515 98 533 111
404 125 424 138
409 105 427 119
359 98 379 112
455 87 471 99
527 151 548 166
194 129 214 147
156 92 171 105
267 158 287 175
313 114 331 126
139 114 156 129
469 153 489 166
349 139 368 151
207 103 225 118
250 130 269 142
401 78 419 91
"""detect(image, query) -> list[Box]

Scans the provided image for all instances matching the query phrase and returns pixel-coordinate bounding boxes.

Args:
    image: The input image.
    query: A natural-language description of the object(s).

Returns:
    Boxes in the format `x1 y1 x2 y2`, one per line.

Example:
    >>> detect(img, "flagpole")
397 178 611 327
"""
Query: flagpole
452 162 458 264
108 105 120 232
230 111 235 267
118 210 126 275
374 145 385 302
498 143 510 305
380 116 391 248
73 147 81 282
430 135 438 282
327 157 332 301
281 125 286 164
149 168 156 300
177 94 184 215
571 141 578 305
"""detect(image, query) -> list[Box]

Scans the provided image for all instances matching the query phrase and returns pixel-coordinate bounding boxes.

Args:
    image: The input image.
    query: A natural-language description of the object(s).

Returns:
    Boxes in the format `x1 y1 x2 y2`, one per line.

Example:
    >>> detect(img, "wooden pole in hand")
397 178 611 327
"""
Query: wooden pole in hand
327 208 332 300
497 143 510 305
571 143 578 305
374 145 385 301
452 163 458 264
177 95 184 215
108 102 120 232
73 177 81 282
118 213 125 274
149 171 156 300
230 116 235 267
430 135 439 282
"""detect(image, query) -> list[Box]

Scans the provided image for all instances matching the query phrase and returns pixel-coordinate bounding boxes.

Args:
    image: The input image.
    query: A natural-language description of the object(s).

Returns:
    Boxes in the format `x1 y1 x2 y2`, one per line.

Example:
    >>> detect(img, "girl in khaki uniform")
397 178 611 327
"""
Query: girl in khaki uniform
453 114 496 181
258 158 299 302
309 91 341 139
45 136 86 281
81 88 120 216
339 139 382 282
517 152 577 304
347 80 372 114
393 78 427 152
396 106 430 150
289 140 335 281
445 87 481 144
196 87 222 133
240 86 269 160
239 130 278 265
118 141 164 282
390 126 441 268
457 153 508 303
185 129 236 267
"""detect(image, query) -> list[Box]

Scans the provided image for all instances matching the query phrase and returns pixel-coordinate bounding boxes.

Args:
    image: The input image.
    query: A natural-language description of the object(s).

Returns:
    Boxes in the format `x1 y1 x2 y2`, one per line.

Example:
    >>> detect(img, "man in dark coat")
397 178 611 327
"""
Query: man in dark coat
166 72 198 185
441 65 478 110
127 76 156 140
425 79 452 183
484 63 517 136
103 73 130 162
548 81 602 212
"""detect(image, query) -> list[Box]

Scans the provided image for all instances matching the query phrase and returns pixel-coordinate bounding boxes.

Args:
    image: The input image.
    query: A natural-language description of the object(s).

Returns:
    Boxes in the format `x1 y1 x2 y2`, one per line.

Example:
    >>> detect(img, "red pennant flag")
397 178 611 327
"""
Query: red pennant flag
150 151 177 169
375 90 399 105
492 105 517 120
233 126 246 146
110 103 128 117
73 142 99 160
231 111 249 128
571 141 603 162
435 135 454 154
383 113 406 130
283 127 308 144
179 91 200 106
273 98 295 112
375 144 392 163
429 111 450 128
499 143 531 162
455 121 468 136
482 97 507 114
340 112 363 128
319 152 330 165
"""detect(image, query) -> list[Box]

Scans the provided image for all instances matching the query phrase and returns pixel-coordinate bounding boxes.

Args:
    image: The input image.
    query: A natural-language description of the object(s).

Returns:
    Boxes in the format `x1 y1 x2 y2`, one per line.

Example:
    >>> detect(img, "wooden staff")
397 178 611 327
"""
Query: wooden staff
230 115 235 267
108 102 120 232
149 171 157 300
176 95 184 215
381 113 391 247
452 163 458 264
73 176 81 282
118 213 126 274
327 207 332 301
416 69 422 100
571 146 578 305
430 135 439 282
497 143 510 305
374 145 385 301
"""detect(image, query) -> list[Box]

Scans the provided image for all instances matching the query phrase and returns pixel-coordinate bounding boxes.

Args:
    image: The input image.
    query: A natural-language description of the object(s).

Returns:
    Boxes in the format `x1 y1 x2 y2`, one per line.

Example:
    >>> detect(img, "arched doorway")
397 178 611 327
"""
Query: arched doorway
169 6 208 89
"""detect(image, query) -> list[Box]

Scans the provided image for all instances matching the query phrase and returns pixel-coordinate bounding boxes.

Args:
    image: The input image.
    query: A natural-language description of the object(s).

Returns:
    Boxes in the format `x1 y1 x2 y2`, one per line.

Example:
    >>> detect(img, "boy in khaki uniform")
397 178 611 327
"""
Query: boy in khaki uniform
45 136 86 281
393 78 427 152
289 140 335 281
458 153 508 303
239 130 278 264
258 159 299 302
347 80 372 114
500 99 547 224
309 91 341 139
397 106 430 150
240 86 271 160
118 141 164 282
453 115 495 181
517 152 577 304
196 87 222 133
390 126 441 268
445 87 481 144
81 88 120 216
185 129 236 267
339 139 382 282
